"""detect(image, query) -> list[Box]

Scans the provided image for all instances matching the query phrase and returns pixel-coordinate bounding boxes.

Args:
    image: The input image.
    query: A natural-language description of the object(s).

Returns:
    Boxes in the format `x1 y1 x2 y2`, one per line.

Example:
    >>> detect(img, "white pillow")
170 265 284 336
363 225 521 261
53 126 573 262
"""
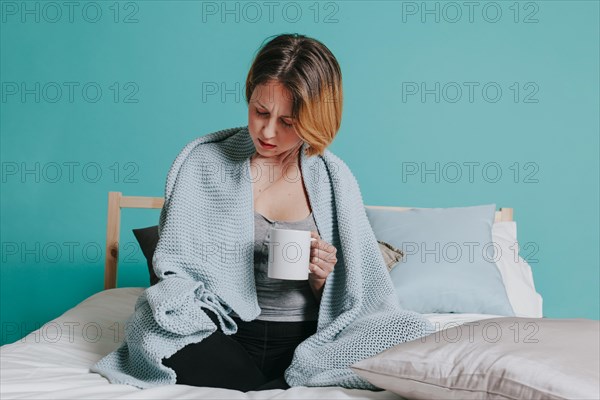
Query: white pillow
351 317 599 400
492 221 543 318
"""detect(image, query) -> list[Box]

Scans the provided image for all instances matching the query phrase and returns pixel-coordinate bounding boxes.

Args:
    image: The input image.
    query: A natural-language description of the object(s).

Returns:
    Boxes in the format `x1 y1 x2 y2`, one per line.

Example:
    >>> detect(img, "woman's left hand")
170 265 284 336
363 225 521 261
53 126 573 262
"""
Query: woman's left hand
308 231 337 281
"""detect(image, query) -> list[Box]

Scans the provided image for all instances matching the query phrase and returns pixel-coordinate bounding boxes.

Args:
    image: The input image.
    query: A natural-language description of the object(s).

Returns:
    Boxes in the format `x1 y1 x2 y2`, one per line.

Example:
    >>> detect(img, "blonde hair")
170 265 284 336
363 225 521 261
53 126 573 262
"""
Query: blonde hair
245 33 343 158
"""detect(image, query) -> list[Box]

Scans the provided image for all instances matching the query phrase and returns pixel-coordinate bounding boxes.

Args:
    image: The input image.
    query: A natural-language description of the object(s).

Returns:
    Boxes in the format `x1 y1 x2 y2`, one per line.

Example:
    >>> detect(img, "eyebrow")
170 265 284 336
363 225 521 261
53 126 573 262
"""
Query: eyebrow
256 101 294 119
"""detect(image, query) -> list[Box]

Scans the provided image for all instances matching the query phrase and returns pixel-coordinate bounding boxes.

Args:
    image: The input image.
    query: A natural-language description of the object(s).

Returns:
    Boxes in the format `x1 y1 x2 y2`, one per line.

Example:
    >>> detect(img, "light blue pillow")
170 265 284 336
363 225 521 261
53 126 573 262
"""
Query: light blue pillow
365 204 515 316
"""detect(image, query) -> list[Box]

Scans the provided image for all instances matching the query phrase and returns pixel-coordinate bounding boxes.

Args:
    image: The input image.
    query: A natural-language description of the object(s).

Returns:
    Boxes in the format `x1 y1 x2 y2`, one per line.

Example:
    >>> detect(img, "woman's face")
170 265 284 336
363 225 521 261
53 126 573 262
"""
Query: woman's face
248 80 303 163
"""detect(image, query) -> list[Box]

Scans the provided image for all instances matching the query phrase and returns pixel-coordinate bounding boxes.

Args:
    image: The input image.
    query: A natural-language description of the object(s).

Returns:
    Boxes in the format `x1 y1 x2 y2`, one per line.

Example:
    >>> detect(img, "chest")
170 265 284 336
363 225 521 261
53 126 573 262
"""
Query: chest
251 160 312 222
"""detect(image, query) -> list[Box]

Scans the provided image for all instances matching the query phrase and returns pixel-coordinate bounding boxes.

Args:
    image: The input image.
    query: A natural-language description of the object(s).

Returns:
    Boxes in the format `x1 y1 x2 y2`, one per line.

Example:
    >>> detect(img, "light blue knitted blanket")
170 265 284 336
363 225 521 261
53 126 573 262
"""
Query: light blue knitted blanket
91 126 435 389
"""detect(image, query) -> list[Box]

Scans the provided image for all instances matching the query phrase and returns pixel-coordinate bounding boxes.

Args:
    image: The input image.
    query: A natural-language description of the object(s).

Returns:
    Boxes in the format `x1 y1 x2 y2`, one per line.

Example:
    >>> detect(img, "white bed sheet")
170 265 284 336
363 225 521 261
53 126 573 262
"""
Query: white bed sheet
0 288 503 399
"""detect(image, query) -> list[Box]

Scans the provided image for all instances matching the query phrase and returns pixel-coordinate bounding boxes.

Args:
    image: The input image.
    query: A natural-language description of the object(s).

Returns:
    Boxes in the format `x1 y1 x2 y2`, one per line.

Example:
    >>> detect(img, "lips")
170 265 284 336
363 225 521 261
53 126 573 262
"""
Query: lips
258 138 276 148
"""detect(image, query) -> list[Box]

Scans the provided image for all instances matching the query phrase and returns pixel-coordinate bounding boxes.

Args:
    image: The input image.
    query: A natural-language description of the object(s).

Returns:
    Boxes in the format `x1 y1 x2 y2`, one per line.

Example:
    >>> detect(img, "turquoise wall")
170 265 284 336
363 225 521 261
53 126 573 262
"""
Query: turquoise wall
1 1 598 345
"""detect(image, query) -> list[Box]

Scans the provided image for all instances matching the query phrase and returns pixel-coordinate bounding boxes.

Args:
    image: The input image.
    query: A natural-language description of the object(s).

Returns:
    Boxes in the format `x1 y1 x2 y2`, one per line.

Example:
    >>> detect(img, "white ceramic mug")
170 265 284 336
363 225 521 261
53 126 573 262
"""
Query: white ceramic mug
267 228 317 280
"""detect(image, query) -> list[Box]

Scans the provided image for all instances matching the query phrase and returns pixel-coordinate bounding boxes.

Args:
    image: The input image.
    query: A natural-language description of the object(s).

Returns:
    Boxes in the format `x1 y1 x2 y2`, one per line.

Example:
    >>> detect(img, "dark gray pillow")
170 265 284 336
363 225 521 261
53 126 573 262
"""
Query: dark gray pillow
132 225 159 286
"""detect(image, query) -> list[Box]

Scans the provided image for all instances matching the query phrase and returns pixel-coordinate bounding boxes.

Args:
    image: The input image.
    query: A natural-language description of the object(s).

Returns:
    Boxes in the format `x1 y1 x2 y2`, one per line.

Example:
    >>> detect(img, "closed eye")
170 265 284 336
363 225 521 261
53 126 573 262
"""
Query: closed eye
255 109 294 128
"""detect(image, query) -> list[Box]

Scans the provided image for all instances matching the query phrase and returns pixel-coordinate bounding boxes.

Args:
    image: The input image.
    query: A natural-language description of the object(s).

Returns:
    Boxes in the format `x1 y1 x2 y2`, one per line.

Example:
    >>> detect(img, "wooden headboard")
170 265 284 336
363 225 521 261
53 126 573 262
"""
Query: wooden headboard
103 191 514 290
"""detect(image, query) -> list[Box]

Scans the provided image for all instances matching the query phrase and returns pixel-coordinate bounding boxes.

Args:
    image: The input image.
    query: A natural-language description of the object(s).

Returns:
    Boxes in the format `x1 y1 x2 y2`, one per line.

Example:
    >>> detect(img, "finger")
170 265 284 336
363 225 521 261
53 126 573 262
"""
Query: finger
310 230 321 240
311 240 331 255
312 247 336 263
311 240 332 252
311 255 335 273
309 262 327 279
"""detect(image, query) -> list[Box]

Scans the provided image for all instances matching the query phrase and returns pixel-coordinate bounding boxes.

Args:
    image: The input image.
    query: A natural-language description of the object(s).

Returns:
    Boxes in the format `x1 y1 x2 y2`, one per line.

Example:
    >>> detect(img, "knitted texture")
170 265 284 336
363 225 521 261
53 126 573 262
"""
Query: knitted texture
90 126 435 389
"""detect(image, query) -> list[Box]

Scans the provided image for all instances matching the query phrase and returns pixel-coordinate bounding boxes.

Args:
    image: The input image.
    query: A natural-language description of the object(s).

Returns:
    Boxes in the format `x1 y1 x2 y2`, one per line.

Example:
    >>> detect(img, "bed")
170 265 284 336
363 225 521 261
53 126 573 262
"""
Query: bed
1 192 597 400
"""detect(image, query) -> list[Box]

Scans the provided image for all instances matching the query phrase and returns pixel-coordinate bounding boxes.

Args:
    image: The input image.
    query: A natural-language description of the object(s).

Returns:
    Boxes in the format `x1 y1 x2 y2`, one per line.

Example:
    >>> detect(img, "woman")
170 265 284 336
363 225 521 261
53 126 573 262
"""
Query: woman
91 33 432 392
161 33 342 392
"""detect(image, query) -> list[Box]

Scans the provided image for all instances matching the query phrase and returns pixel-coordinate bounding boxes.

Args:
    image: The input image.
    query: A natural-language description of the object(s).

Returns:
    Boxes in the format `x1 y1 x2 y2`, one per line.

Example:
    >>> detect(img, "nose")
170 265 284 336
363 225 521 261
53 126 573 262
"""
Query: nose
261 119 277 140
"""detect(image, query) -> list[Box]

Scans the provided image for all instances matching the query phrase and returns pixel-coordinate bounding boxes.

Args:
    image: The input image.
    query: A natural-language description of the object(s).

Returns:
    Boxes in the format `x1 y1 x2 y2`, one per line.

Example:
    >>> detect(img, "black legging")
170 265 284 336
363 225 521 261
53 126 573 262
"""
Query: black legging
162 308 318 392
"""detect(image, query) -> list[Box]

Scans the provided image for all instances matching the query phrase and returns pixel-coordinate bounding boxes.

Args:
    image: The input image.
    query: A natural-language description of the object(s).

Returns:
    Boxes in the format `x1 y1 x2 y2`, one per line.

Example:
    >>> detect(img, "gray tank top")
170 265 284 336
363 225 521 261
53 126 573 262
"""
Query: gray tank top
230 210 320 322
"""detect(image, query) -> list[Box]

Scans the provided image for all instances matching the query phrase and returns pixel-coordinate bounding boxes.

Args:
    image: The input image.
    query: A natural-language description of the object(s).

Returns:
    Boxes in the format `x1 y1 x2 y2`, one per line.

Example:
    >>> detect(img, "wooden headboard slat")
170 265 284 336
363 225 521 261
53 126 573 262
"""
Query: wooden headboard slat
104 192 121 290
103 191 513 290
120 195 165 209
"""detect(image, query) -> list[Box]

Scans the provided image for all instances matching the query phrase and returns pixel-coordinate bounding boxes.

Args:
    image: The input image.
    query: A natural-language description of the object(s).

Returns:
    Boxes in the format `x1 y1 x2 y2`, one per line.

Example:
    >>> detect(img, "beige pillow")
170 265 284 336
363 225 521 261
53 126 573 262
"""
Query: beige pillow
377 240 403 271
351 317 599 400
